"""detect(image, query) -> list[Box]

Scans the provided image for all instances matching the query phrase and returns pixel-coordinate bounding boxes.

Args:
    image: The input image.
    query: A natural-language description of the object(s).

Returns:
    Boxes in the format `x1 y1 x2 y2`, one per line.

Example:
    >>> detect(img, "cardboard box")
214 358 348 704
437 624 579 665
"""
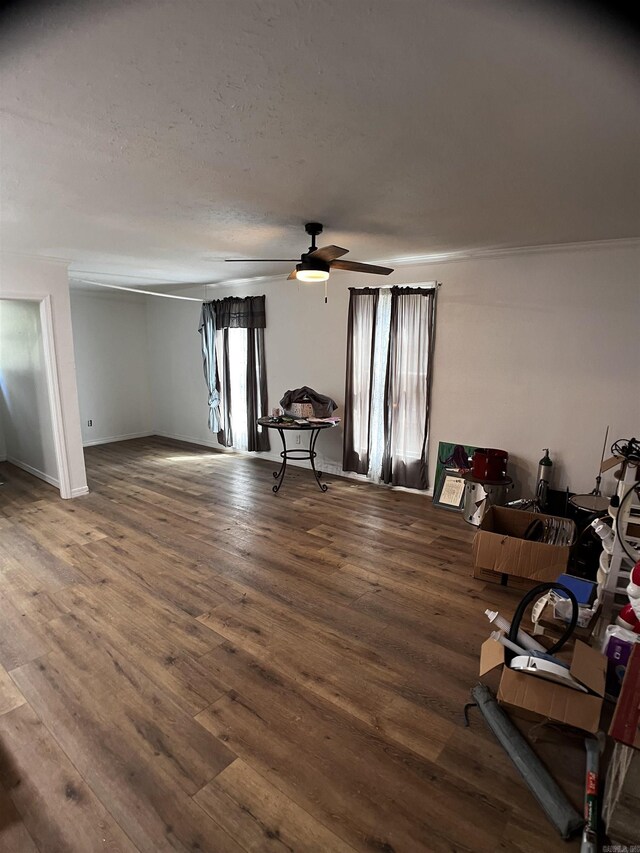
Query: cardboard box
532 599 599 643
472 506 574 584
472 566 542 590
479 637 606 733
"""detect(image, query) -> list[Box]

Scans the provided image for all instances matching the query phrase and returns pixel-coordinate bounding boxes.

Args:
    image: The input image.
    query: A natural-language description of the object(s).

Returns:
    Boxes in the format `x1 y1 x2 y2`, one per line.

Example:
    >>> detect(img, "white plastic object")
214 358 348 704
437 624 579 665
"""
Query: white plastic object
490 630 527 656
606 623 637 646
601 622 640 653
599 549 612 573
485 609 546 653
553 598 597 629
509 655 587 692
591 519 615 554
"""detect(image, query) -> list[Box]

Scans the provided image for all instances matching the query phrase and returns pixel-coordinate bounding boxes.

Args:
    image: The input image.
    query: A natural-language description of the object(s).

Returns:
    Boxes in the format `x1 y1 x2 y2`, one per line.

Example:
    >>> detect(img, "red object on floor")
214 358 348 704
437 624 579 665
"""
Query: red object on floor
617 603 640 633
472 448 509 481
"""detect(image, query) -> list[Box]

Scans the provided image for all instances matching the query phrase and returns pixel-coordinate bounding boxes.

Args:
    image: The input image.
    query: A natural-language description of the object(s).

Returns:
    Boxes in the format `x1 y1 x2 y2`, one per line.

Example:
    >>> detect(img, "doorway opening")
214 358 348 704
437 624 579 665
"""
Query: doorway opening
0 296 72 498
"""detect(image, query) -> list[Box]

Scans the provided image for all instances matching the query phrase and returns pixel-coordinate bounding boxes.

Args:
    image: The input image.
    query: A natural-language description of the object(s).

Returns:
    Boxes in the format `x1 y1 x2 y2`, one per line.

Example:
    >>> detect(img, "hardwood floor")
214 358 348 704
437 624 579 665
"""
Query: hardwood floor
0 438 584 852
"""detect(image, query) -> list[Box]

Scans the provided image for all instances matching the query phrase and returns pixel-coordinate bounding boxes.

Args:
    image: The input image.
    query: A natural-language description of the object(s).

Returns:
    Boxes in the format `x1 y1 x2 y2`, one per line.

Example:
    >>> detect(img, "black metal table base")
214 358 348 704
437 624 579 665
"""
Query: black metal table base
272 427 328 493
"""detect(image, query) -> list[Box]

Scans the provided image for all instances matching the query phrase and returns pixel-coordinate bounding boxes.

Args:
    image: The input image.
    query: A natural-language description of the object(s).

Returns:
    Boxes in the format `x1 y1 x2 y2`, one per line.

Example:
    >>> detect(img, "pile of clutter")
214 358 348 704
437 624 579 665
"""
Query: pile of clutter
471 436 640 849
473 581 605 845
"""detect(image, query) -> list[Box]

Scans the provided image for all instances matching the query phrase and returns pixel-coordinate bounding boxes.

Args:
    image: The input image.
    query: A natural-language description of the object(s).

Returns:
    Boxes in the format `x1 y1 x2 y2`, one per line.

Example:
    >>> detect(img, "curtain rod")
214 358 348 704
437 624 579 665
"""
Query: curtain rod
71 279 204 302
350 281 441 290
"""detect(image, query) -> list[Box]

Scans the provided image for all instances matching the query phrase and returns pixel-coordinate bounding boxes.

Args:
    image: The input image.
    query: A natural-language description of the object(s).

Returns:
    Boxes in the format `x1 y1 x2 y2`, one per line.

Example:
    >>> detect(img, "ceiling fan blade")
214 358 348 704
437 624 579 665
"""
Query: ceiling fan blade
307 245 349 263
225 259 299 263
287 269 298 280
330 259 394 275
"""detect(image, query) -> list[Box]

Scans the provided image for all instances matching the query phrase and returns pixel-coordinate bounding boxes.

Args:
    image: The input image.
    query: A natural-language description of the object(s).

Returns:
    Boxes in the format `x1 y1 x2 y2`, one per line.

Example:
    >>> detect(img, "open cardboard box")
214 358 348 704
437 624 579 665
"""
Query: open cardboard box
531 599 599 643
480 637 606 733
472 506 575 585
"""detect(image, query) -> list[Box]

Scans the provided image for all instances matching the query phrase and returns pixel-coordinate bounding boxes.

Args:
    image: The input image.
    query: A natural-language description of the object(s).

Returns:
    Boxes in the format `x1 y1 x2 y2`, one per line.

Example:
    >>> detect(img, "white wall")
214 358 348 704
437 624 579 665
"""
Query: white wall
147 240 639 498
0 300 59 486
70 291 153 446
0 255 87 497
0 415 6 461
147 276 353 471
428 243 639 496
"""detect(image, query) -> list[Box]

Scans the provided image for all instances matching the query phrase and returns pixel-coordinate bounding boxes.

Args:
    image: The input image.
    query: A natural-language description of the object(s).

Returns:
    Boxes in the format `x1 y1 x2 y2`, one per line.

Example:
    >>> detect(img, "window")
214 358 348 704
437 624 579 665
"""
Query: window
199 295 269 453
343 285 438 489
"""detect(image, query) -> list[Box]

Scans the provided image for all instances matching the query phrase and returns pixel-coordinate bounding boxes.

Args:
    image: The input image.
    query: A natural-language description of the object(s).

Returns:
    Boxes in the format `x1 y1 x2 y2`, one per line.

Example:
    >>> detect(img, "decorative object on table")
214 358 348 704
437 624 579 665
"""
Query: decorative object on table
225 222 393 302
280 386 338 420
432 441 476 510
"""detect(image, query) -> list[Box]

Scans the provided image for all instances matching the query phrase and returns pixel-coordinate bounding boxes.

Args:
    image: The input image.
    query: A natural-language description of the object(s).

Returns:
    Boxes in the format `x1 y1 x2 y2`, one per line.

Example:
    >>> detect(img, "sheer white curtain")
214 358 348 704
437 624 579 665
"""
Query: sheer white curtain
342 289 379 474
381 288 435 489
223 328 249 451
343 285 437 489
367 289 391 483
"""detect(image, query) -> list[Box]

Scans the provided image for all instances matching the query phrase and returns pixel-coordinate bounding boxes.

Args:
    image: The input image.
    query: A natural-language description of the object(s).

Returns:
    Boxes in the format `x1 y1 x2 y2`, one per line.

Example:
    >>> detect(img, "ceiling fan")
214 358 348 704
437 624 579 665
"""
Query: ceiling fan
225 222 394 282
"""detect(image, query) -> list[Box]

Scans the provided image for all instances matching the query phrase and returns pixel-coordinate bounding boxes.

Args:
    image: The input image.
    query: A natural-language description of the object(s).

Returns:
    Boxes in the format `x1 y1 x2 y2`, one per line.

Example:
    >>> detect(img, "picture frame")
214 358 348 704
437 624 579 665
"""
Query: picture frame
432 441 476 511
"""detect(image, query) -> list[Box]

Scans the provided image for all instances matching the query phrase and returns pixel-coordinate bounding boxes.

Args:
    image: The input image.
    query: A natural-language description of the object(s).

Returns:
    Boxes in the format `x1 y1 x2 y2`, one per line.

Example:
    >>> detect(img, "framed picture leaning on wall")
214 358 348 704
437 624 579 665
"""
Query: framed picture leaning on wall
432 441 476 511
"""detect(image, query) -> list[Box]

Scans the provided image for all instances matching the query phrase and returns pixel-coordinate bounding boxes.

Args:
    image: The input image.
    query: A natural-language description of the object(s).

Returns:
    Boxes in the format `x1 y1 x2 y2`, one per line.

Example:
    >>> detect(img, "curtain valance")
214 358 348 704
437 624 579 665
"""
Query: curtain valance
208 295 266 329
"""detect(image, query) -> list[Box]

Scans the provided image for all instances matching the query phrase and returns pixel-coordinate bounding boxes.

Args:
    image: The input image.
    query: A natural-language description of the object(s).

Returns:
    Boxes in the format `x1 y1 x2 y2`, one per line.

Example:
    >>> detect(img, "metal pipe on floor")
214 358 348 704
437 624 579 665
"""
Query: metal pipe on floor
469 683 584 839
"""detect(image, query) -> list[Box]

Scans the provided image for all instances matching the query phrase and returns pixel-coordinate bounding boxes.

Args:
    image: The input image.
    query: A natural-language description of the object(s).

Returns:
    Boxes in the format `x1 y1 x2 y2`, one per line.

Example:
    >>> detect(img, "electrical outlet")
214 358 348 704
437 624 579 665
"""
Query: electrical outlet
87 419 93 427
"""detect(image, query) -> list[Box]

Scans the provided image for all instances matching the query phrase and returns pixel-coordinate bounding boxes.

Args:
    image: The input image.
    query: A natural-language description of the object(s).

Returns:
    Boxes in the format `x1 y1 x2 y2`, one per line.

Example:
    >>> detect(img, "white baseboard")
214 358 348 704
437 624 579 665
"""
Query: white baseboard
70 485 90 498
152 431 434 494
83 430 155 448
6 456 60 488
154 430 225 451
154 429 338 473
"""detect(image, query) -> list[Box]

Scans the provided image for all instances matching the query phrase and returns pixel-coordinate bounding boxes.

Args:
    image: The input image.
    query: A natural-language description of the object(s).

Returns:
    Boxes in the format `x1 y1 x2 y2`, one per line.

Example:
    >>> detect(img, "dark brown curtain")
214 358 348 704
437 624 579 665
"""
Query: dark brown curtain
342 288 379 473
204 295 269 452
214 296 266 329
245 326 269 452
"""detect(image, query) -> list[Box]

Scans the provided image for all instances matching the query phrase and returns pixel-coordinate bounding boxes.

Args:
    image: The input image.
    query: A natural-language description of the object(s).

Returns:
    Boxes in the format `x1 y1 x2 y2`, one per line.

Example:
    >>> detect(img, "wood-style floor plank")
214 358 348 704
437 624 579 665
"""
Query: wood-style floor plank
195 759 357 853
0 442 582 852
0 783 39 853
195 644 508 853
0 703 139 852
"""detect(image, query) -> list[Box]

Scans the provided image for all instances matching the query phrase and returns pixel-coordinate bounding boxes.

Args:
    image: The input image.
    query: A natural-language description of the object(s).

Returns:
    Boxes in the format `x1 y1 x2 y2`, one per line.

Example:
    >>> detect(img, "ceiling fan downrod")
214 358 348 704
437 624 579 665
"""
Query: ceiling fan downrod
304 221 323 255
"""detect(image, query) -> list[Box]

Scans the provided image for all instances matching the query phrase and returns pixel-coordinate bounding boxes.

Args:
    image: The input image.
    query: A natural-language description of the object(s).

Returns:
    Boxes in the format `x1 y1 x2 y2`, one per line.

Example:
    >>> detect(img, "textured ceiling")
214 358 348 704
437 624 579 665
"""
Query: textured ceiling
1 0 638 288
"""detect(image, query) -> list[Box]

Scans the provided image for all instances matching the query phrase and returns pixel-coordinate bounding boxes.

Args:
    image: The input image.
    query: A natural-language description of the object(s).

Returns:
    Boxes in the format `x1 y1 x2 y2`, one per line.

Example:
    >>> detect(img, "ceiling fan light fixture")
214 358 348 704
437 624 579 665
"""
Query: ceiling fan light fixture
296 268 330 282
295 261 330 282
